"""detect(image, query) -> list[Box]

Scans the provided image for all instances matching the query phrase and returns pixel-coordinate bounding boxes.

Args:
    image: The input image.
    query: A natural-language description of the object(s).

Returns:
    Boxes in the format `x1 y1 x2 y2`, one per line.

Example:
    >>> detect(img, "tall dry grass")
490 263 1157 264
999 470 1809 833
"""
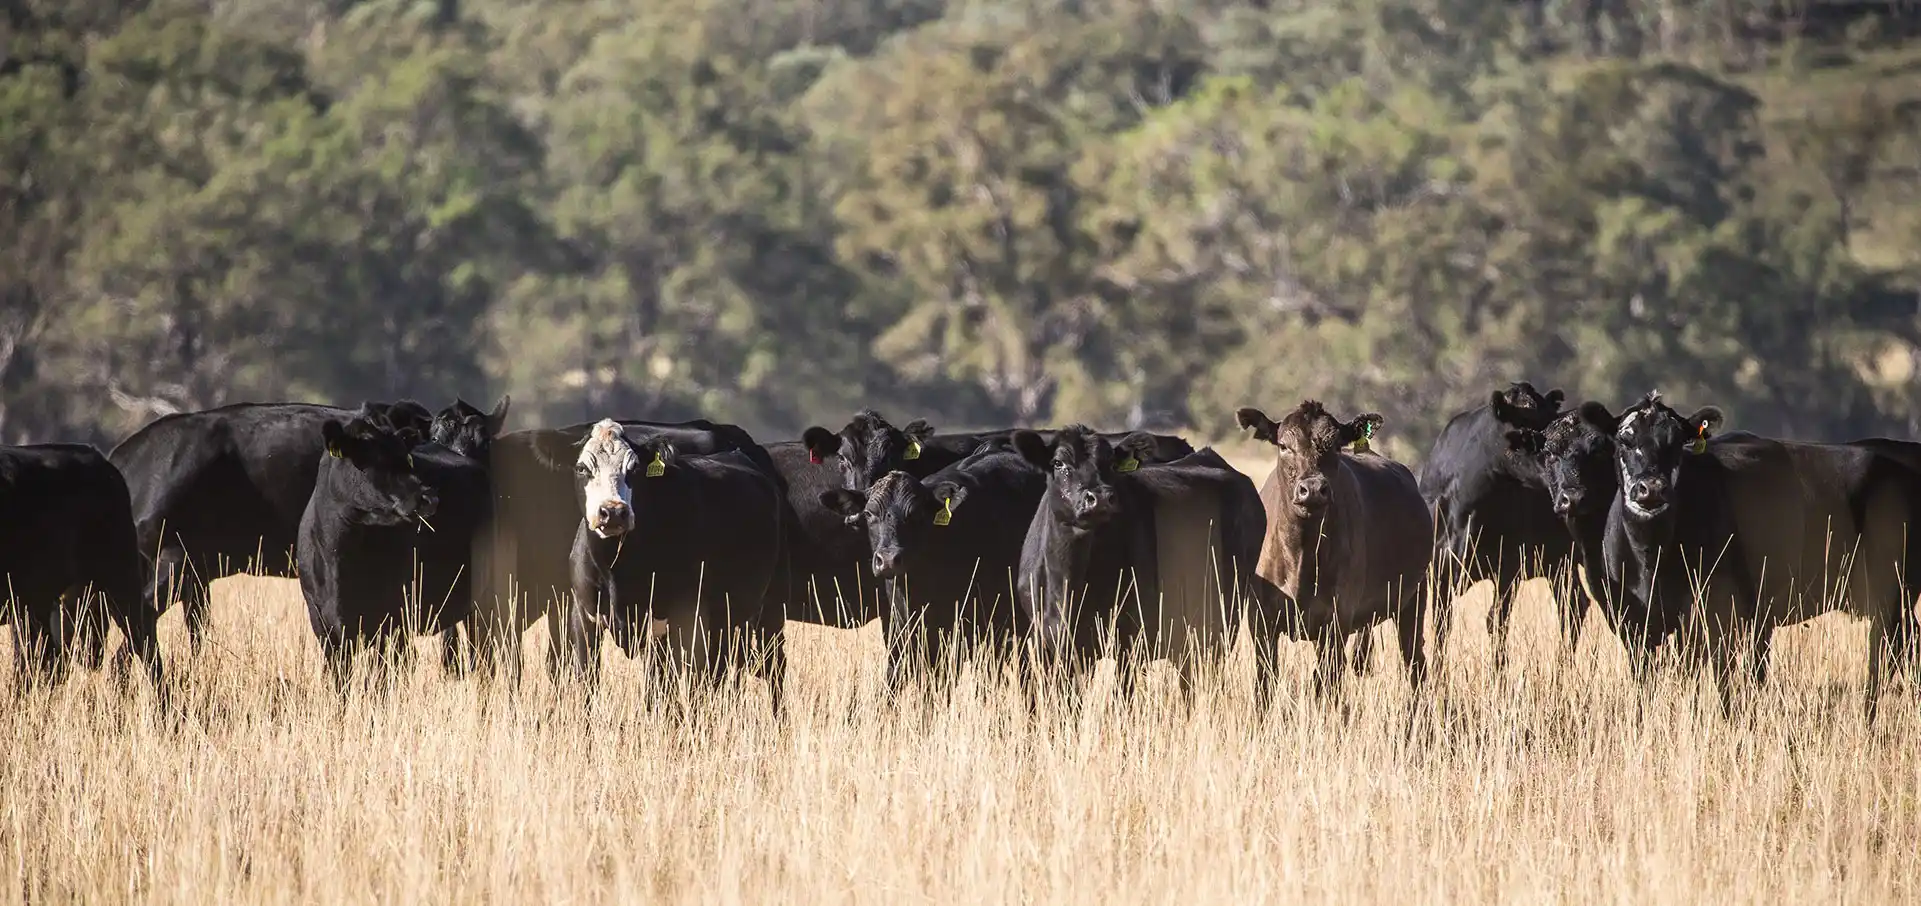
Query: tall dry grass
4 569 1918 904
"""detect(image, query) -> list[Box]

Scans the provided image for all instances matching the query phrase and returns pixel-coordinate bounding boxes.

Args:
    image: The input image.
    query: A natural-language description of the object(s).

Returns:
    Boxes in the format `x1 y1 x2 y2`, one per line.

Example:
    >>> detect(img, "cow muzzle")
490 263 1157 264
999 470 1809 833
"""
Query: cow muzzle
1073 488 1119 525
1625 479 1668 517
1552 490 1580 517
871 549 902 579
1293 476 1329 512
589 499 634 538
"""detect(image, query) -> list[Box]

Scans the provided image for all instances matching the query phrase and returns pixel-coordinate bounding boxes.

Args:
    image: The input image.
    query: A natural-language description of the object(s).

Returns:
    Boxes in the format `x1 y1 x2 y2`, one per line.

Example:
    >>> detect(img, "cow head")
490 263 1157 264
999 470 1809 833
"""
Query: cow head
370 400 433 446
1609 391 1724 520
1488 381 1566 432
432 395 511 459
1237 401 1383 517
1506 408 1618 518
575 418 663 539
821 471 970 579
321 407 438 526
1012 425 1149 531
802 409 938 492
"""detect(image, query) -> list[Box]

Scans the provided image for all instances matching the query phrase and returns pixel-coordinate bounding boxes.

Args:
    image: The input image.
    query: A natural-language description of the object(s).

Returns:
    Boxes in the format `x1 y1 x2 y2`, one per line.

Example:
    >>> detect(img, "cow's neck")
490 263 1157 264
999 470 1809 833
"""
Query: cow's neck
1271 509 1338 603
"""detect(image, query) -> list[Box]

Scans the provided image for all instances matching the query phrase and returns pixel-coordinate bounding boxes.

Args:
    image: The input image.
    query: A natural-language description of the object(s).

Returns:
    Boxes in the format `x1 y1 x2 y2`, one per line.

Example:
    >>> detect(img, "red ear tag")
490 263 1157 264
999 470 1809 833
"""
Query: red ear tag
809 451 823 465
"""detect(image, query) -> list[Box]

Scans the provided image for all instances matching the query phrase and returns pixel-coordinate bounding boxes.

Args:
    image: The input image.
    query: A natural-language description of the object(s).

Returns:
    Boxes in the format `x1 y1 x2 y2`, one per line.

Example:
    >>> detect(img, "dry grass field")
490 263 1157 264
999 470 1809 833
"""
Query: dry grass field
4 452 1919 903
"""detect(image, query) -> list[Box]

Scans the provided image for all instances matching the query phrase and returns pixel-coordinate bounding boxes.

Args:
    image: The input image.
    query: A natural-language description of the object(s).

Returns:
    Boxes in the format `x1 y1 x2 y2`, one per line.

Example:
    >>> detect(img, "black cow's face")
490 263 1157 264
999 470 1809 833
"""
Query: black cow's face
821 472 969 579
1508 408 1618 518
1013 425 1148 531
432 395 511 459
1609 392 1724 520
1237 401 1382 517
804 409 936 493
322 409 437 526
1488 381 1567 432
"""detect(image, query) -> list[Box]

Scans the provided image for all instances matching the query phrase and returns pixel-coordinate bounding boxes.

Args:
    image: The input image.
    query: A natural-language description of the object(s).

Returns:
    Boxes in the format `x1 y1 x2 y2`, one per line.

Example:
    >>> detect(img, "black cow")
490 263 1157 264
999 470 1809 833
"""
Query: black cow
1421 381 1581 672
781 409 1195 631
109 397 506 659
1597 392 1916 715
298 406 495 691
802 409 1195 495
568 419 786 713
1502 409 1631 658
820 444 1042 692
467 417 780 680
0 444 163 688
1014 427 1282 705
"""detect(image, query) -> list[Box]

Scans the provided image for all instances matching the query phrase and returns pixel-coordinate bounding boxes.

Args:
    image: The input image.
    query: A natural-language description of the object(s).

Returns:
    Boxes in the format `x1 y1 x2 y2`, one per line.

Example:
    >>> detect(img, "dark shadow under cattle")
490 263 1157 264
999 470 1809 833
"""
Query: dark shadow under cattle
469 417 779 680
1236 401 1432 698
568 420 786 714
1595 393 1916 717
1421 381 1582 673
109 397 504 663
821 445 1045 694
1014 427 1282 706
0 443 163 690
298 407 495 693
779 409 1195 633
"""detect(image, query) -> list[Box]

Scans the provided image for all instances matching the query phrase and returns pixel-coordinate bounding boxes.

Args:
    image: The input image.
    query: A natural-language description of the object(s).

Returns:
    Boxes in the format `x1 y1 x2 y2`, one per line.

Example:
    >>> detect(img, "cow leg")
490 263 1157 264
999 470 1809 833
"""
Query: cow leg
1485 575 1518 674
754 626 787 719
1867 616 1889 723
1749 624 1774 689
1349 627 1373 676
14 609 71 689
1312 625 1348 700
321 631 360 697
439 623 470 679
1396 590 1429 695
108 591 165 695
1553 565 1587 664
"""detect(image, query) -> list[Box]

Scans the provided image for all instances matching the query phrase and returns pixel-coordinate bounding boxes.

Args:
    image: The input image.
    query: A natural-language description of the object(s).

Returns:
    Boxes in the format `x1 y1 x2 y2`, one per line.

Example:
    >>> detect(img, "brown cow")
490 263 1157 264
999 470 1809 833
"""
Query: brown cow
1236 401 1433 695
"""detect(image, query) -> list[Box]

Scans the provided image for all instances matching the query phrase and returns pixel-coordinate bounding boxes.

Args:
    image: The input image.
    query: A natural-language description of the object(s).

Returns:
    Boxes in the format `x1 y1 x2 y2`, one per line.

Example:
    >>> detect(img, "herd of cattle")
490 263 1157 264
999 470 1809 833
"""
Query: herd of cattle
3 382 1920 717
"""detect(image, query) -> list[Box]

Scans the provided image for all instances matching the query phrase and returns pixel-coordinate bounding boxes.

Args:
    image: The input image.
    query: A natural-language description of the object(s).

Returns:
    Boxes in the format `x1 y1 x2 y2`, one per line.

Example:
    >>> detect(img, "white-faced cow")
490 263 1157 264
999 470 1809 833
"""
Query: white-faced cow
297 406 495 692
1236 401 1432 696
1597 392 1916 716
467 417 781 681
0 443 163 690
1014 427 1282 706
1422 381 1583 671
569 420 786 713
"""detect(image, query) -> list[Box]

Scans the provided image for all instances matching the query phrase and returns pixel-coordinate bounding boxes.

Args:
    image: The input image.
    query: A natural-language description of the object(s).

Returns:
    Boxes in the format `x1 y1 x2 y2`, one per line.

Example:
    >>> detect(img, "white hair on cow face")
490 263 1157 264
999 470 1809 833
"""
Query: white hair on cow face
578 418 639 538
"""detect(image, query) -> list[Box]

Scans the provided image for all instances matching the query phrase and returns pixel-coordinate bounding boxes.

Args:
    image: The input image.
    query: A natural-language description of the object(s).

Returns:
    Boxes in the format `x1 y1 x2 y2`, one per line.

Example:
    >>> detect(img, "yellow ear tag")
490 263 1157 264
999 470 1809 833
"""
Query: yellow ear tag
327 443 342 459
1116 456 1139 473
1691 424 1707 454
1352 422 1374 454
904 440 922 461
407 453 414 468
646 452 665 478
933 497 953 527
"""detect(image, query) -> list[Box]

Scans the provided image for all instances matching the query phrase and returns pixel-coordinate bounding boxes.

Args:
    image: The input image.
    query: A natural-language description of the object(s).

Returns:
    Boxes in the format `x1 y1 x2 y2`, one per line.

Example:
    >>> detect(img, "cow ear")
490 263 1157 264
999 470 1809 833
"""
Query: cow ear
1011 430 1052 468
819 490 865 517
639 439 676 477
1488 391 1522 425
1115 432 1156 471
486 395 511 436
1345 413 1384 448
1545 389 1566 410
801 427 839 464
1577 401 1619 434
1505 428 1544 456
1688 406 1725 436
1235 408 1279 444
933 480 969 512
322 420 353 460
902 419 936 445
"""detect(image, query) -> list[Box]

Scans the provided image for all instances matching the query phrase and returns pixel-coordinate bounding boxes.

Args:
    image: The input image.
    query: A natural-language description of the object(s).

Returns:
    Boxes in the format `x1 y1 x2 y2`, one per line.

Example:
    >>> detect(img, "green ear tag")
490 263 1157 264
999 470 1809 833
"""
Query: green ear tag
904 440 922 461
1352 422 1374 454
1117 455 1139 473
646 451 665 478
1691 424 1708 454
933 497 953 527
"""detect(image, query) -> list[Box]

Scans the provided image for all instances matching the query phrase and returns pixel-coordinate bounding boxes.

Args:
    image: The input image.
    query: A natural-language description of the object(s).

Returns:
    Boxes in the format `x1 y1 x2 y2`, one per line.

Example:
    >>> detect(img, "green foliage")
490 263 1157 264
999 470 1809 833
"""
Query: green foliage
4 0 1921 452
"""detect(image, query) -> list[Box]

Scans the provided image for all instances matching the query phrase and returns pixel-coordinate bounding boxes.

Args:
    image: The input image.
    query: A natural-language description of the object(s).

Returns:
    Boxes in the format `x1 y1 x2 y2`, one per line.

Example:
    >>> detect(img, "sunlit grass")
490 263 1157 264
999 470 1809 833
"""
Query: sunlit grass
2 572 1917 903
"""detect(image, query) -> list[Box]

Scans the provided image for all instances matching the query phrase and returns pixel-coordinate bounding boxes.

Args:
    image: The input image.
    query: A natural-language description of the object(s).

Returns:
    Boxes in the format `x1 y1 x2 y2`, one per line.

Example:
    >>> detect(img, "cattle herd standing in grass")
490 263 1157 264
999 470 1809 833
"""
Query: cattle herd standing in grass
4 383 1920 720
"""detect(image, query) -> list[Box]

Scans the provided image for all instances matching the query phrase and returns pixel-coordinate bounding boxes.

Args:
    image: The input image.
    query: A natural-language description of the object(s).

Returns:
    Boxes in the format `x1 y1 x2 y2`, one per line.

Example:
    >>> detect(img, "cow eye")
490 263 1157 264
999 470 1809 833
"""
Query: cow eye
574 463 591 477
